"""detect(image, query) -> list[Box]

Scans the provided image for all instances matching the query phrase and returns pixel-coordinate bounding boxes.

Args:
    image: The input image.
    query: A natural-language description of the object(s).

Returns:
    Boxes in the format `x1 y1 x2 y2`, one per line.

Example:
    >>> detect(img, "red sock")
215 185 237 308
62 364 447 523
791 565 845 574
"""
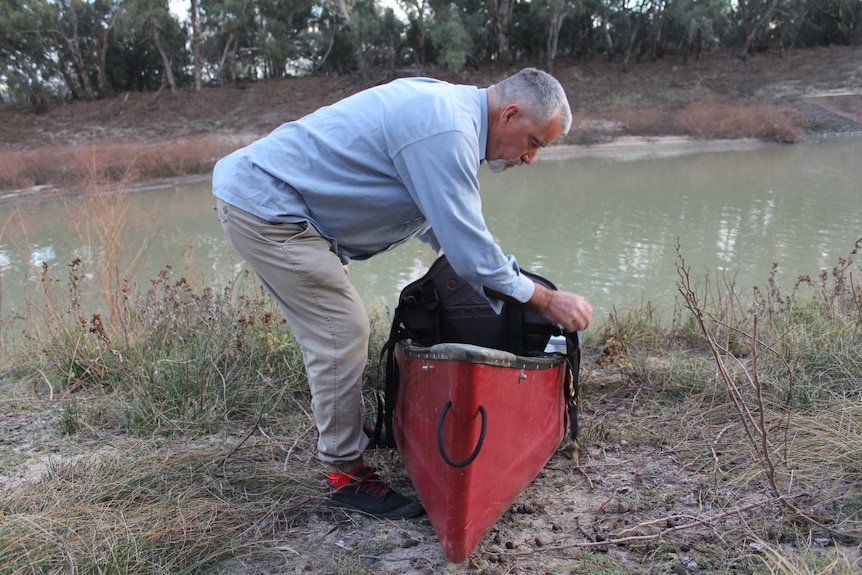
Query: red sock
328 465 365 488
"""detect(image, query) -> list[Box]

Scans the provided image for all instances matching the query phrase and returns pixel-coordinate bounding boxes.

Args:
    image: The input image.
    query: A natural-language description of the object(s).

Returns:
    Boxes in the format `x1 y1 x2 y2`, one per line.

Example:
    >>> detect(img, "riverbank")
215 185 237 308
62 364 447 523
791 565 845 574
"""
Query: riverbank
1 46 860 196
1 233 860 574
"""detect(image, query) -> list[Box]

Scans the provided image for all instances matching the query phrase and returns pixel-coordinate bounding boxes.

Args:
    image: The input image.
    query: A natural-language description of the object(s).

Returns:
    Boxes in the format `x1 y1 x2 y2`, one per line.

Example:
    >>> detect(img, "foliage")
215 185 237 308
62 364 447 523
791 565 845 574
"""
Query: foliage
20 259 309 434
2 0 859 108
428 5 472 72
673 237 861 542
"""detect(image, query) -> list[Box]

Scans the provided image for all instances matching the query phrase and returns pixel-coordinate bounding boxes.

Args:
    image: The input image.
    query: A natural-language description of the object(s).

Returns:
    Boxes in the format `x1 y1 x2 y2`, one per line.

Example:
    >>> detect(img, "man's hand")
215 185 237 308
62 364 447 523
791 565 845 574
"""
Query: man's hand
527 283 592 333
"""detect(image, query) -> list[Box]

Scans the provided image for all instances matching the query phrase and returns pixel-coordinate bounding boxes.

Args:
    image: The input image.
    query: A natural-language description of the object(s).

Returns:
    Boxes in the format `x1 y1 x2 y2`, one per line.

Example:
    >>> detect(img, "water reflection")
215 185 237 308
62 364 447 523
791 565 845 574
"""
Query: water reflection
1 137 860 324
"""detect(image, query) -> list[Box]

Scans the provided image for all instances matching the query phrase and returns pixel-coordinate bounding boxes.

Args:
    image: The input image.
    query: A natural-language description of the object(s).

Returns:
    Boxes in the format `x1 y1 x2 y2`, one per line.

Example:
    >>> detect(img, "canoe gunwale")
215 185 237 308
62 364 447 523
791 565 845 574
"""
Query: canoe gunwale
398 341 565 370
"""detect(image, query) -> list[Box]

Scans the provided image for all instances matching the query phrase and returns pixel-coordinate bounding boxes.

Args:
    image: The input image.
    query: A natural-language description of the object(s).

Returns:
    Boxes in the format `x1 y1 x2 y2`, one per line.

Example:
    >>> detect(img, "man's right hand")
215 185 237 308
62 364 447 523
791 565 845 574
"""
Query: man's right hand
527 283 592 333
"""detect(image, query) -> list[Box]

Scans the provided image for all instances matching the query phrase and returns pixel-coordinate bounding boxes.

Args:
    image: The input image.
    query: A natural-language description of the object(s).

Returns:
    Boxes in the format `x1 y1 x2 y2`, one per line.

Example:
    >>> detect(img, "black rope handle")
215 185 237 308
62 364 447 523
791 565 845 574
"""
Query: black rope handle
437 401 487 468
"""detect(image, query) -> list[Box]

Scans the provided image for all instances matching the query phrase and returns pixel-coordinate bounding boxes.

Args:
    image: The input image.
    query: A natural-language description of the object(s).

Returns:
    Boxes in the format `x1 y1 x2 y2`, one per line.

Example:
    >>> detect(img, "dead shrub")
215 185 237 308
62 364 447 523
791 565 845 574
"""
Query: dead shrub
587 101 801 143
607 106 678 136
0 136 241 192
676 101 800 142
0 149 29 189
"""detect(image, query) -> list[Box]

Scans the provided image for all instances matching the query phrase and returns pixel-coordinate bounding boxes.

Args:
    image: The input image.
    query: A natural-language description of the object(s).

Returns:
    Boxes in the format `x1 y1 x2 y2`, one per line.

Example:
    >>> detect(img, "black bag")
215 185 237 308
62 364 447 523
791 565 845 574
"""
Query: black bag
373 254 580 448
392 254 562 355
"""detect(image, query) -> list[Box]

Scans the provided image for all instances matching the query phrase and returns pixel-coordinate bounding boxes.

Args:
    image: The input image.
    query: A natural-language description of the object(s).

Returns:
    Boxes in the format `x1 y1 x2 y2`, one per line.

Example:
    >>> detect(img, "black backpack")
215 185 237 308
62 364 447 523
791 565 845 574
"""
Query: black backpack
373 254 580 448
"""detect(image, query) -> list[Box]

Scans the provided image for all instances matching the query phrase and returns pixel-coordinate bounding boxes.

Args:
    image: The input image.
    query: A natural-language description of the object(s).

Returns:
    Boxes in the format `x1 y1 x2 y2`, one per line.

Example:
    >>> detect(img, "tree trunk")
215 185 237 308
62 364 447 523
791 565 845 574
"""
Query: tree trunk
151 25 177 93
546 9 567 71
191 0 202 92
218 34 238 84
493 0 513 62
56 9 96 100
58 57 81 101
622 20 643 72
601 6 614 61
95 11 121 98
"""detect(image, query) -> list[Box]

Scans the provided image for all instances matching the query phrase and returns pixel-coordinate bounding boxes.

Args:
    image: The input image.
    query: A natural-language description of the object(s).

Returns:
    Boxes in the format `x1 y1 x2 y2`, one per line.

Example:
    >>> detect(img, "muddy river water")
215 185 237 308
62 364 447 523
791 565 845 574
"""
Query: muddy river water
1 136 860 326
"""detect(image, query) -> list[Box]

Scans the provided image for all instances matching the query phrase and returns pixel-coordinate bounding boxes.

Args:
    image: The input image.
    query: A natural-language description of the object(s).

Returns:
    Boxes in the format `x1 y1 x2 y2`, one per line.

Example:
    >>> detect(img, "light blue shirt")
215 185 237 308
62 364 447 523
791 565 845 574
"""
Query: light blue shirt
212 77 535 304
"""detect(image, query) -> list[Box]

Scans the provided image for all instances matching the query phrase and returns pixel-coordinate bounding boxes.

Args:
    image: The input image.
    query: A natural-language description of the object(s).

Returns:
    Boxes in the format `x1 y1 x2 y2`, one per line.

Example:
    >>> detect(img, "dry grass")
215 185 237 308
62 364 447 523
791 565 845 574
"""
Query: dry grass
0 442 325 574
0 136 241 191
573 100 801 144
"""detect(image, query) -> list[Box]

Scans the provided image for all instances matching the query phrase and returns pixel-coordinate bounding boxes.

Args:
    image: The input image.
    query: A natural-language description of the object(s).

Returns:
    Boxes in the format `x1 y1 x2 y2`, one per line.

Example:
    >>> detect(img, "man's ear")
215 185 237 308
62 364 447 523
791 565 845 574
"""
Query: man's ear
502 104 522 124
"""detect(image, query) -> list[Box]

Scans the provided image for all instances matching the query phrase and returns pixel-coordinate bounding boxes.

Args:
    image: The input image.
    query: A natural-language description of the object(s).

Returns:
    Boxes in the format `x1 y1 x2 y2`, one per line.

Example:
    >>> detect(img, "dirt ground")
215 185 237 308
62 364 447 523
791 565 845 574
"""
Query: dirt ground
2 46 862 574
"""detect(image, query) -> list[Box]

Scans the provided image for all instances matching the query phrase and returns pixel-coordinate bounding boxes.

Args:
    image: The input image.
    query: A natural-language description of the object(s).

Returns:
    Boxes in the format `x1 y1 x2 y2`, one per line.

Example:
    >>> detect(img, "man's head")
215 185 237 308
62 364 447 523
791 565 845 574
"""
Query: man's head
485 68 571 171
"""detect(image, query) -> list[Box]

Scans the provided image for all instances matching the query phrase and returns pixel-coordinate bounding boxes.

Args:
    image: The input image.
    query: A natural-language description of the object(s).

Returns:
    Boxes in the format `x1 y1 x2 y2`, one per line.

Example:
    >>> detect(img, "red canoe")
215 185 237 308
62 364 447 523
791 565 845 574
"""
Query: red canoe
393 341 568 563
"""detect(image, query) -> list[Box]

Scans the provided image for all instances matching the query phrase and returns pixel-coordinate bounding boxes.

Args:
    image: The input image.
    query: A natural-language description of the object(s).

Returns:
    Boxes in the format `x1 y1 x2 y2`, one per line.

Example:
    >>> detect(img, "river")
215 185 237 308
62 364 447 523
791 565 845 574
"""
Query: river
1 136 860 328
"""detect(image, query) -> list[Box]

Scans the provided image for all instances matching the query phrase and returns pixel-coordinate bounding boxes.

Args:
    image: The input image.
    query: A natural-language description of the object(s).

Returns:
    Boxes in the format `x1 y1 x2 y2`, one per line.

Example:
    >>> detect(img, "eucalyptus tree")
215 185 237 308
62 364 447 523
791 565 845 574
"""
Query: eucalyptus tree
508 0 548 60
373 5 407 72
451 0 492 64
595 0 615 58
489 0 515 62
813 0 861 43
528 0 577 68
190 0 201 90
198 0 256 83
49 0 123 99
397 0 433 70
0 0 57 108
427 0 472 71
666 0 728 62
735 0 783 55
119 0 185 92
769 0 811 52
341 0 403 77
256 0 314 78
646 0 670 60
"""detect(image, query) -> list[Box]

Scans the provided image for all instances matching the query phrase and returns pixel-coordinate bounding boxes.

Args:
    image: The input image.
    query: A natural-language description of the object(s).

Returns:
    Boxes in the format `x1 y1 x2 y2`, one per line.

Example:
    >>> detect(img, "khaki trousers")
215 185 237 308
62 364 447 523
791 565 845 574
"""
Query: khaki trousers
216 198 369 472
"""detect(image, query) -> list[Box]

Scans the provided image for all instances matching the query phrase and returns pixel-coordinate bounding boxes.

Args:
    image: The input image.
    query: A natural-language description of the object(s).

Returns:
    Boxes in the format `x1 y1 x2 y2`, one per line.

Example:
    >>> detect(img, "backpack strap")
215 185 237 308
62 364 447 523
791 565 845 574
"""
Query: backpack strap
372 303 406 449
562 331 581 447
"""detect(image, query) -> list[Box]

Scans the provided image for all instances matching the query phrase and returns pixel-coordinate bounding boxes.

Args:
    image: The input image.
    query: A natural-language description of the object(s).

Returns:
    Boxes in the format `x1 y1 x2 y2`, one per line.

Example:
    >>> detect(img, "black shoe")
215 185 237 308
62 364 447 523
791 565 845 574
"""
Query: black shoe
325 466 424 519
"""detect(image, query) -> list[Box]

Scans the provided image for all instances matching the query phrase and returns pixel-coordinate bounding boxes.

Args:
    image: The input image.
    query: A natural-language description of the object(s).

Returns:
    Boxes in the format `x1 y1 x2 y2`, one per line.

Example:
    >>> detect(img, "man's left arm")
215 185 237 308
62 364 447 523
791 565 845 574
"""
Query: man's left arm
393 131 533 303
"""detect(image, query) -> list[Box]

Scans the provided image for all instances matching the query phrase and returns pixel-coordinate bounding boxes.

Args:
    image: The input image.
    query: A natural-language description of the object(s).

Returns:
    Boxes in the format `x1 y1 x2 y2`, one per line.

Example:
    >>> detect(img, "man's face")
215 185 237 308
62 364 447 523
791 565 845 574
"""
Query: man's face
486 106 564 172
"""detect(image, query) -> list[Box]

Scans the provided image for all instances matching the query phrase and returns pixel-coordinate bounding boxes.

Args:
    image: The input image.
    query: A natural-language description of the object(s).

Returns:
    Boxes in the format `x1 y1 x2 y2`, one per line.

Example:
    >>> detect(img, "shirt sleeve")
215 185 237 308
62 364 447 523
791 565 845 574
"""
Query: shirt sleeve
392 131 536 305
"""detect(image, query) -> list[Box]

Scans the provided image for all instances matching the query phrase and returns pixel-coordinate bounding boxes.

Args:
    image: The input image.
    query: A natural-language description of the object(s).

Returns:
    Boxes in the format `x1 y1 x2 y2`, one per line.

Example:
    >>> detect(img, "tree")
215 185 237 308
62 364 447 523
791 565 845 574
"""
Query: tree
531 0 576 69
428 3 472 71
489 0 515 62
0 0 58 109
50 0 123 99
191 0 201 90
256 0 314 78
814 0 861 44
736 0 783 55
398 0 433 71
121 0 185 92
198 0 256 84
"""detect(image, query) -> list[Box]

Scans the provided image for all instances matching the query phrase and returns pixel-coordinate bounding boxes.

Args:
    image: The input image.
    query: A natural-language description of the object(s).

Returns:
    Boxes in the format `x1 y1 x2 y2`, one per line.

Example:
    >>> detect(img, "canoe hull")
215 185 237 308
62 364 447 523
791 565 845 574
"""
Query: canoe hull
393 342 566 563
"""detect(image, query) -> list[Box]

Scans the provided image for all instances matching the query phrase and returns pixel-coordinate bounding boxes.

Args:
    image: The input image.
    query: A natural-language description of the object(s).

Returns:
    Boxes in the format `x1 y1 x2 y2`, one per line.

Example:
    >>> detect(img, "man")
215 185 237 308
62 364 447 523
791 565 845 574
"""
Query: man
212 67 593 520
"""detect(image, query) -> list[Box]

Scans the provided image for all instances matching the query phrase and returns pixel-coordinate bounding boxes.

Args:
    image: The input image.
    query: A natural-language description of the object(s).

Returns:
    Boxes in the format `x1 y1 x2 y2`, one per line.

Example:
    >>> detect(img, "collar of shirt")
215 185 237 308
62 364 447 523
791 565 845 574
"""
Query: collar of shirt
479 88 489 164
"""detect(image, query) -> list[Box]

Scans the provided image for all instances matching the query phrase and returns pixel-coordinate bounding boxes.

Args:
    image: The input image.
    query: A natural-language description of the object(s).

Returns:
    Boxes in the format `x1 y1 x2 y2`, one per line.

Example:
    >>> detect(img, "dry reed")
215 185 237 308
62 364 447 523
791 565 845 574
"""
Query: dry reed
0 136 240 191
